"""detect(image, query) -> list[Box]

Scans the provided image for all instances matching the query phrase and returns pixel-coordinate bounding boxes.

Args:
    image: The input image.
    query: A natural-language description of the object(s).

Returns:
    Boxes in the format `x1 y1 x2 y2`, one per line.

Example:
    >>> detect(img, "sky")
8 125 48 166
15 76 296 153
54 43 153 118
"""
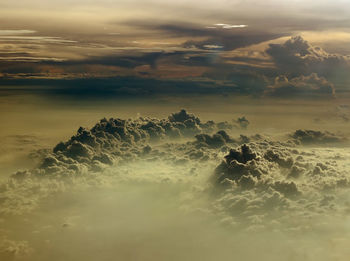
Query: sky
1 0 350 98
2 1 350 261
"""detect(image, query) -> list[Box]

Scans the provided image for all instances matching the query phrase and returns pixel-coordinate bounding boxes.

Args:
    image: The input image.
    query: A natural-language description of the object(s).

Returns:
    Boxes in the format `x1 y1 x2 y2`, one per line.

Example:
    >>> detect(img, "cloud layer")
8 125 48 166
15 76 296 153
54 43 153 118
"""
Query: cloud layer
1 35 349 100
1 110 350 260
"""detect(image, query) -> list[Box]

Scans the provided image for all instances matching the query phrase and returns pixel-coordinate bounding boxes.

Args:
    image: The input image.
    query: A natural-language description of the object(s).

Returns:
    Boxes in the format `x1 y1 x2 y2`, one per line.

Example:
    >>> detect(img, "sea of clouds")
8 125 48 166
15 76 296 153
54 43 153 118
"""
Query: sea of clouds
1 110 350 261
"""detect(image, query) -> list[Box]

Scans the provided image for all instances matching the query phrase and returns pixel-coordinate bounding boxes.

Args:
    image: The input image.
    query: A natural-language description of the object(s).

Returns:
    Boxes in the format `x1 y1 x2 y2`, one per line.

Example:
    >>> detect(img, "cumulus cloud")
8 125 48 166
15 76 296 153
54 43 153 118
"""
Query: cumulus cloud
0 237 32 260
266 36 350 89
194 130 235 149
210 138 350 233
213 144 261 184
1 109 259 222
3 110 235 182
0 110 350 260
265 73 335 98
291 129 345 145
235 116 250 129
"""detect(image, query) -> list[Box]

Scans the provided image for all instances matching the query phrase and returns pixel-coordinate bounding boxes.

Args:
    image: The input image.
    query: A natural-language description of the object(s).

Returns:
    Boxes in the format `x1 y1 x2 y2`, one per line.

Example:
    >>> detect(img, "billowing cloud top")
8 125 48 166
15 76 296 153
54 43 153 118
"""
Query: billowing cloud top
1 109 350 260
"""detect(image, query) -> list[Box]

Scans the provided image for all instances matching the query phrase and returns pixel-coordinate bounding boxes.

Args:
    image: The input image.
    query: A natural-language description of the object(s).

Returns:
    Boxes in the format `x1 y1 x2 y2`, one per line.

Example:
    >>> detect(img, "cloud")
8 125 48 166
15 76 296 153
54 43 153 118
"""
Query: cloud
194 130 235 149
129 21 285 51
17 109 235 177
0 35 77 44
213 144 261 183
291 129 345 145
1 109 350 260
265 73 335 98
212 24 248 29
202 44 223 50
182 33 285 51
1 35 349 101
0 77 243 98
0 109 241 215
210 137 350 233
50 52 170 69
235 117 250 129
1 36 348 100
0 51 173 72
0 30 36 36
0 56 65 62
0 237 32 260
266 36 350 90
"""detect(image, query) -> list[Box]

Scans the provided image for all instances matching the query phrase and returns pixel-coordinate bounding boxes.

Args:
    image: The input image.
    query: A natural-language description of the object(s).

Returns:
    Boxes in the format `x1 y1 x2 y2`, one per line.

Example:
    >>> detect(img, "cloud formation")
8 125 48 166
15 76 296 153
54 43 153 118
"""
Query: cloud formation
265 73 335 98
210 138 350 233
1 35 348 100
0 30 36 36
266 36 350 89
1 109 350 260
212 24 248 29
291 129 345 145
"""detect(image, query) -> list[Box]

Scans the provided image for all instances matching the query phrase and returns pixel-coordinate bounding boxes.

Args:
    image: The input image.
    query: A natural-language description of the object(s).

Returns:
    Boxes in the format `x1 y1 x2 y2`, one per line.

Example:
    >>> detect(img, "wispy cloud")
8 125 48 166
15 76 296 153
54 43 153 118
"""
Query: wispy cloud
0 30 36 36
212 24 248 29
0 36 77 44
0 56 65 62
202 44 223 50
